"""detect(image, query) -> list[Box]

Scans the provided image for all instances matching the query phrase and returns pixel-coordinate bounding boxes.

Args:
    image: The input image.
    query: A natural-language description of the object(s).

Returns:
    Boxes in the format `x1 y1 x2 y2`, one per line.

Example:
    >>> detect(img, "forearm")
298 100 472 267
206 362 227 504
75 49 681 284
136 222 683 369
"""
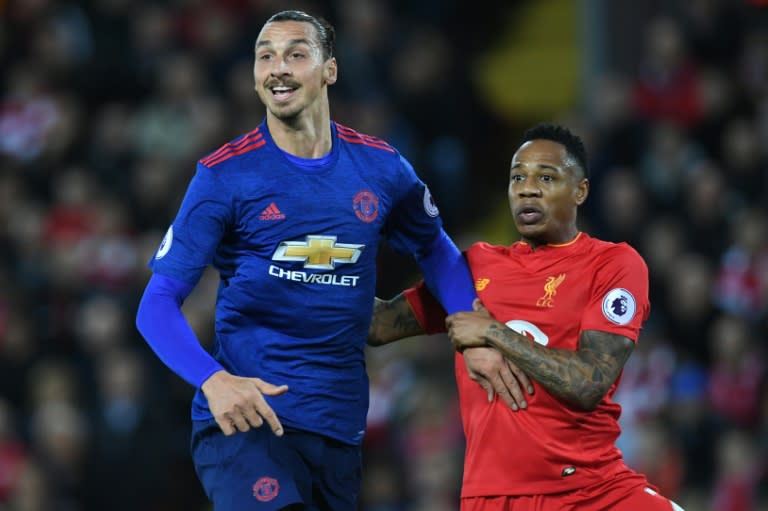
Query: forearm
415 229 475 314
481 324 623 410
136 273 225 387
368 294 424 346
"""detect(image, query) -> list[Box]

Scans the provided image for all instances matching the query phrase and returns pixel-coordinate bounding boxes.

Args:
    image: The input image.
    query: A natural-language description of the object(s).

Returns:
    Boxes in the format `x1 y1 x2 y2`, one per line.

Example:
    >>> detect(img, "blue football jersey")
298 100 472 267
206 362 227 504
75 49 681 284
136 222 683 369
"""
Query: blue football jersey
149 120 443 444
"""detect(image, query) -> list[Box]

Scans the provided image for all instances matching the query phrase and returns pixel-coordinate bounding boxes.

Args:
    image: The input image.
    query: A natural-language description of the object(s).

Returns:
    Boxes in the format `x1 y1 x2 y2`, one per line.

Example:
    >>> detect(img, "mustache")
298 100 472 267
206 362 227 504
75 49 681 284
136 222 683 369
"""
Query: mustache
265 80 300 89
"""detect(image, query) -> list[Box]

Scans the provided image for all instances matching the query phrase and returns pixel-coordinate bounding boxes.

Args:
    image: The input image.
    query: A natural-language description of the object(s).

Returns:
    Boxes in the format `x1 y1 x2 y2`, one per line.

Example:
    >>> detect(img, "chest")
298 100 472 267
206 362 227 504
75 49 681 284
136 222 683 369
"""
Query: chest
471 252 595 349
231 163 392 252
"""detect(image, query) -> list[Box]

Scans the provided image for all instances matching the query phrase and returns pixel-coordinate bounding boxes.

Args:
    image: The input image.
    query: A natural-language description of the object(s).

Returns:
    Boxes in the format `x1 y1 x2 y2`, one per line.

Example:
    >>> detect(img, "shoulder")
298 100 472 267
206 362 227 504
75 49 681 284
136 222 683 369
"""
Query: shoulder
467 241 508 260
468 241 505 254
587 236 647 271
197 126 268 170
334 123 397 156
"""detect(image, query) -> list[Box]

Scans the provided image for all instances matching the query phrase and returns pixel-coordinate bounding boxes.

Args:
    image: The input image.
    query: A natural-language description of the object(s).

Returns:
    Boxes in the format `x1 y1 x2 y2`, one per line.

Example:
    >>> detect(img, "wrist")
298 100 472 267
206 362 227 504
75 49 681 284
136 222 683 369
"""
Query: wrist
201 369 229 394
484 322 506 349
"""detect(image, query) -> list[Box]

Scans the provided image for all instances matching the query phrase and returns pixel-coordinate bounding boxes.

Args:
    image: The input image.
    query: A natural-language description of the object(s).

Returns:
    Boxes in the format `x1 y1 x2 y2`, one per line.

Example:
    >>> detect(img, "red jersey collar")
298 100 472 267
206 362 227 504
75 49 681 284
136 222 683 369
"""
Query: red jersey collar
511 231 586 253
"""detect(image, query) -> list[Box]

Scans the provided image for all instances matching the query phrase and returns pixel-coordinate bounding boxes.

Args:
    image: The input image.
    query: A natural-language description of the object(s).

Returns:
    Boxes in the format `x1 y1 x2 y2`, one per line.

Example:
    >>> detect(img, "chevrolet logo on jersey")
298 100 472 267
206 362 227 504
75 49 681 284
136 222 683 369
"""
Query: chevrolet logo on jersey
272 235 364 269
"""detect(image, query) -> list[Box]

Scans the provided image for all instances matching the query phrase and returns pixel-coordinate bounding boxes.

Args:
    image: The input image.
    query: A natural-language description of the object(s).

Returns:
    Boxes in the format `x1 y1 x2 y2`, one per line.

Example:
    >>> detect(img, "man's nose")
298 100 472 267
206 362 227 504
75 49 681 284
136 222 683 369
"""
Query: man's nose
270 57 290 76
516 180 542 197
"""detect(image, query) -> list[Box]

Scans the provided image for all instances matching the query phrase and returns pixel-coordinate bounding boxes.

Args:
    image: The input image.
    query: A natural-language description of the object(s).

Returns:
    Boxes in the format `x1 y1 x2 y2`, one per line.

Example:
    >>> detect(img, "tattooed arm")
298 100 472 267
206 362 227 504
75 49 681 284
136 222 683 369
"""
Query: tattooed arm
368 293 535 410
367 293 424 346
489 328 632 410
446 302 633 410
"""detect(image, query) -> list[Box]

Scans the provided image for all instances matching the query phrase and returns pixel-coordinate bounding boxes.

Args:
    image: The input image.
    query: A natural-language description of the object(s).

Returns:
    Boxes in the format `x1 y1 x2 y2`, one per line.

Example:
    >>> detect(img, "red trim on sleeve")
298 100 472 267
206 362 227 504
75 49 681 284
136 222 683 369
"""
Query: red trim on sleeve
335 123 396 153
199 129 265 168
403 281 448 335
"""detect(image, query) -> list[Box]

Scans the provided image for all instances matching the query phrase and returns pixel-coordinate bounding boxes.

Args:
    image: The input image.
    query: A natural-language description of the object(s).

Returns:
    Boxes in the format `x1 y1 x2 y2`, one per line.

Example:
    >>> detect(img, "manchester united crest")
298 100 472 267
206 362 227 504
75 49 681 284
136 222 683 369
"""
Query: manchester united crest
353 189 379 223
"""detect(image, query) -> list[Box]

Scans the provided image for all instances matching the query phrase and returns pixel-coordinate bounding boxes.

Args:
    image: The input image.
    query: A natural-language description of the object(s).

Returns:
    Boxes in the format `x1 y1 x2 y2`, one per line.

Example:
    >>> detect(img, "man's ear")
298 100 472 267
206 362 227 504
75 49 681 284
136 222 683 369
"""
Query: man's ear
575 178 589 206
324 58 337 85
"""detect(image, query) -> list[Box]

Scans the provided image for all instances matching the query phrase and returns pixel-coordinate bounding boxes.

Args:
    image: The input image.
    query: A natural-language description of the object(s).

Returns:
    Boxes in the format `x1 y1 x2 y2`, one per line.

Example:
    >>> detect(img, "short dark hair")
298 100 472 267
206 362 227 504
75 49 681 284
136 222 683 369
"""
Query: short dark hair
265 10 336 61
521 123 589 179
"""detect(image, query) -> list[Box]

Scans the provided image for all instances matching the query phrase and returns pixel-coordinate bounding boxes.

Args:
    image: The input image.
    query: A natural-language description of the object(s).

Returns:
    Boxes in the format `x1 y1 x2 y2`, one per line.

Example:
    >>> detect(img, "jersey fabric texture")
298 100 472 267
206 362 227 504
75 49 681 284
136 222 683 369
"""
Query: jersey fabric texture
406 233 653 497
150 120 445 446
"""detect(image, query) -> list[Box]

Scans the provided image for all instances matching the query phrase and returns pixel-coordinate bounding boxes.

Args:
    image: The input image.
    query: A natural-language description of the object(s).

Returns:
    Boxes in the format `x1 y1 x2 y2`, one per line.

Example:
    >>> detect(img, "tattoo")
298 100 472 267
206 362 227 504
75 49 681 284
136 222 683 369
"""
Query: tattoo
368 293 424 346
484 325 634 410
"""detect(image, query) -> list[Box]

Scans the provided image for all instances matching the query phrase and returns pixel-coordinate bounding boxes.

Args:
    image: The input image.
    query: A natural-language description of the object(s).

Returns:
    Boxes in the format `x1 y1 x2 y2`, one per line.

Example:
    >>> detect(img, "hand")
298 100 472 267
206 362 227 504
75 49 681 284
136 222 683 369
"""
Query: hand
463 347 534 411
201 370 289 436
446 299 496 351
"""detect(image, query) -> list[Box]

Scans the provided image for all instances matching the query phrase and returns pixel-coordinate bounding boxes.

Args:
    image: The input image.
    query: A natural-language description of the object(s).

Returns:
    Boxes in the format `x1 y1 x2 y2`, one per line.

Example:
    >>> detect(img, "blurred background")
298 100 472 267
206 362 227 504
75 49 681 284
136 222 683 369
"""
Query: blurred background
0 0 767 509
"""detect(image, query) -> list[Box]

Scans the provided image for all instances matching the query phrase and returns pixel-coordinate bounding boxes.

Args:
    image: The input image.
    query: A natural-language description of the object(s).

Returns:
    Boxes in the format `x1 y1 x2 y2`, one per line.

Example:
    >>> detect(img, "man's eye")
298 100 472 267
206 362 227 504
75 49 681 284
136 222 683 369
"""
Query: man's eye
540 175 554 182
258 54 272 61
511 175 524 182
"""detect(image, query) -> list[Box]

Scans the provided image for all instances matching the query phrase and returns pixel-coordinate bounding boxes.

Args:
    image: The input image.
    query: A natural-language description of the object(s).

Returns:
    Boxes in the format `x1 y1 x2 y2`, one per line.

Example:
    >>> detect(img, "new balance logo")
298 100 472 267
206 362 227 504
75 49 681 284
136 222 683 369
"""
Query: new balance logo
259 202 286 221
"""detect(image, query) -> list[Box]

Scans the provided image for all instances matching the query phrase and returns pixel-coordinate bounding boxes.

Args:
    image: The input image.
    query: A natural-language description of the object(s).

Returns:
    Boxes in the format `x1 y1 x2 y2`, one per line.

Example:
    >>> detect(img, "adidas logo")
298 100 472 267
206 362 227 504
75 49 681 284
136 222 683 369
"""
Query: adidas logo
259 202 286 221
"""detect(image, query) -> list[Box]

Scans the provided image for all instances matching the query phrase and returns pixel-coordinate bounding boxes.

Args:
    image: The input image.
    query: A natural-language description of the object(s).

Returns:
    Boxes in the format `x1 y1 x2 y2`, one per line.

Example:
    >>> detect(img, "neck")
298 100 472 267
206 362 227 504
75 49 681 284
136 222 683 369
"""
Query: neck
266 95 332 158
523 229 580 250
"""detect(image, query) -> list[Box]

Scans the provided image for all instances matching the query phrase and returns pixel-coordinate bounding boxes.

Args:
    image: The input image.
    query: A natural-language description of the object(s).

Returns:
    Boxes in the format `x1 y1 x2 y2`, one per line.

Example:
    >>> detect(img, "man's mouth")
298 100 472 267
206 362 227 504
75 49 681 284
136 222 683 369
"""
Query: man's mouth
516 206 544 224
269 85 298 101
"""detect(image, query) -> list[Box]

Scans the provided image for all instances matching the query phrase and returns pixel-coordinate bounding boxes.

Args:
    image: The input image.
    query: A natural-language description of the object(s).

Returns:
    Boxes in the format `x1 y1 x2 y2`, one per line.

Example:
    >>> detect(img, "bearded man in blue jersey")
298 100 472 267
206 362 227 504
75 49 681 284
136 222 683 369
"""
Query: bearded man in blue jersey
136 10 529 511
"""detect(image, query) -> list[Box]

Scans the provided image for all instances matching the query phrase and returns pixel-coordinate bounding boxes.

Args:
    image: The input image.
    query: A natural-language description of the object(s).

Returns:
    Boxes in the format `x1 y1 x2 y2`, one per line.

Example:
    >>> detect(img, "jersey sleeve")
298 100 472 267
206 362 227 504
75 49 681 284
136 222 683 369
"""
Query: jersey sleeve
580 244 650 342
149 162 234 285
403 280 448 335
382 154 443 255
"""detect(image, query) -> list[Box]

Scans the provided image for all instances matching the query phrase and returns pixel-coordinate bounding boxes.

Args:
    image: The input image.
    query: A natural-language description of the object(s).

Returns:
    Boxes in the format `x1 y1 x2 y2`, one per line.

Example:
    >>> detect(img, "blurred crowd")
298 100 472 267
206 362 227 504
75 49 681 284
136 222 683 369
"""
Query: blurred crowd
0 0 766 510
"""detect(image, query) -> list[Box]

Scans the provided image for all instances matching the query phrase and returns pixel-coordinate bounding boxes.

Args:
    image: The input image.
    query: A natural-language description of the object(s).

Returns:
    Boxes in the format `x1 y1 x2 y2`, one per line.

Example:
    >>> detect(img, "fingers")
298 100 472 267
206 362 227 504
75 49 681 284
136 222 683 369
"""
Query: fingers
256 403 284 436
489 369 525 411
216 416 237 436
480 379 494 403
472 371 524 408
256 380 289 396
231 412 251 433
506 359 534 396
251 379 286 435
490 361 536 412
471 299 490 317
462 347 533 411
208 376 287 437
492 359 537 411
217 403 282 437
241 404 265 430
216 409 256 436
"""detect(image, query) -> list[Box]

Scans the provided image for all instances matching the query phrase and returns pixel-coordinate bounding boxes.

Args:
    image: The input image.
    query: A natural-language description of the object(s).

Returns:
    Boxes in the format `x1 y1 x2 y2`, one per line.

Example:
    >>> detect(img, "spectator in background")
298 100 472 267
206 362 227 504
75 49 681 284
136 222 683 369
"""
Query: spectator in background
715 207 768 320
632 17 702 127
706 313 765 429
712 429 761 511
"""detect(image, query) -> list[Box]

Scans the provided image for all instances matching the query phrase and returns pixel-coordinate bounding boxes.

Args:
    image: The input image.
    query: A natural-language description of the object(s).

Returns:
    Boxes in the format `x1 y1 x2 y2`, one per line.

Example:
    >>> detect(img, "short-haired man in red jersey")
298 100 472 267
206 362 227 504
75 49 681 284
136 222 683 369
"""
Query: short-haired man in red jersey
368 124 685 511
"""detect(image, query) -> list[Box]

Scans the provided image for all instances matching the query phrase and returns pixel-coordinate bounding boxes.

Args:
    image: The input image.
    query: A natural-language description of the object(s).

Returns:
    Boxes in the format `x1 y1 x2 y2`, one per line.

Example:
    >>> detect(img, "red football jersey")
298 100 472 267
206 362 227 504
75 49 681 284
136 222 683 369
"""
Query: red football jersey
406 233 651 497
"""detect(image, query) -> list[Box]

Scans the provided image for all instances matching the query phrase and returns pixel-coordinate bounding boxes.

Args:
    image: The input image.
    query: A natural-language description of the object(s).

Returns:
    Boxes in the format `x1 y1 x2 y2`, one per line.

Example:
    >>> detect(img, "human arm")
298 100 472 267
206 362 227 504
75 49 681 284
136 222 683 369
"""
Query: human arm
378 155 533 406
382 155 474 314
135 163 287 436
367 294 424 346
136 273 288 436
368 288 534 410
413 228 475 314
446 301 634 410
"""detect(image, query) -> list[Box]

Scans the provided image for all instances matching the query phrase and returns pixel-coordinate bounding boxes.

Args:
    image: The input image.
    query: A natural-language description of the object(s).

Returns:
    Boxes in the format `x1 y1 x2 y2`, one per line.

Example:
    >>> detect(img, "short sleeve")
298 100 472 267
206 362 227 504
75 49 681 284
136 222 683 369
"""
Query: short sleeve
404 280 448 335
383 154 443 255
580 245 650 342
149 163 233 285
